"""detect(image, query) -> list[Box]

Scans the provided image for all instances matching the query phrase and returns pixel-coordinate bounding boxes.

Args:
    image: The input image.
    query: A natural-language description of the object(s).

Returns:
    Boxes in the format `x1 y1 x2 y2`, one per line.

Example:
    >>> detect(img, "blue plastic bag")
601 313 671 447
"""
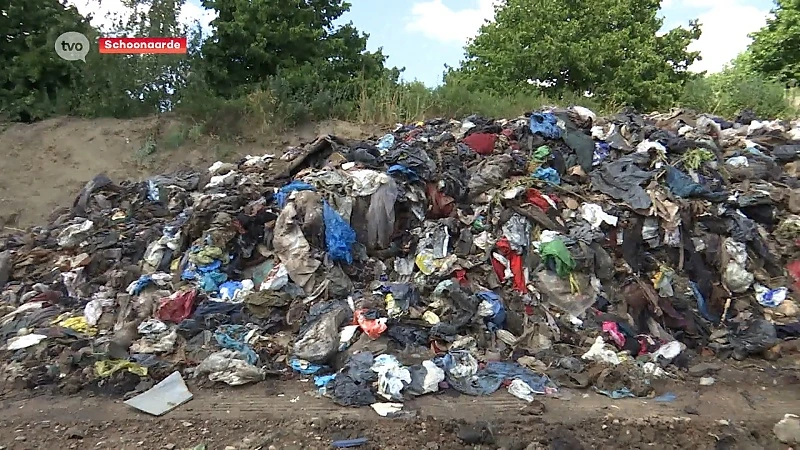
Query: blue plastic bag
289 357 327 375
214 324 258 365
276 181 315 208
377 133 395 151
323 201 356 264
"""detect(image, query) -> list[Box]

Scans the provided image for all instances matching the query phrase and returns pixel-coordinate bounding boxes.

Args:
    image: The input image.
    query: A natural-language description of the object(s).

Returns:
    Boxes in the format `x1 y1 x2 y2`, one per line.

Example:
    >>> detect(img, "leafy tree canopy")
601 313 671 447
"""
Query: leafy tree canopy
446 0 702 110
199 0 394 98
0 0 95 121
749 0 800 86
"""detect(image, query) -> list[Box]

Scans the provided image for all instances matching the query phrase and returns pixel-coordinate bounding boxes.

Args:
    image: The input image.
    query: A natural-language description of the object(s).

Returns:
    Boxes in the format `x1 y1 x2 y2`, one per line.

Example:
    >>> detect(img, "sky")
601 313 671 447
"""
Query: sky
67 0 777 86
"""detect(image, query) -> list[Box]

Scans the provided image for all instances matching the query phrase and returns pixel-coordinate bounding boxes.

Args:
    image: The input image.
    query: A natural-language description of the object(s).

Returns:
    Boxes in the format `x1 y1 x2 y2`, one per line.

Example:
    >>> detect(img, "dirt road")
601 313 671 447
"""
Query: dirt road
0 370 798 449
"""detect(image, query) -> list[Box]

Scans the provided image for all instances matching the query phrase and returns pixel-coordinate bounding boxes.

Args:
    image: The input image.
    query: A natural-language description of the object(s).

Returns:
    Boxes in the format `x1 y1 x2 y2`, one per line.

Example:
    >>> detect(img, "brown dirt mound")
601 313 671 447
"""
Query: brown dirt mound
0 116 382 228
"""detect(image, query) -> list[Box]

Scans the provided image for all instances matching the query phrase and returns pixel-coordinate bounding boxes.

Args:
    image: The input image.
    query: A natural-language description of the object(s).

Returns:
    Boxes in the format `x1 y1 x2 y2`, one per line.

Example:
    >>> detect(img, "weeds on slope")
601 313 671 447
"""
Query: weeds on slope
171 76 611 140
157 70 799 147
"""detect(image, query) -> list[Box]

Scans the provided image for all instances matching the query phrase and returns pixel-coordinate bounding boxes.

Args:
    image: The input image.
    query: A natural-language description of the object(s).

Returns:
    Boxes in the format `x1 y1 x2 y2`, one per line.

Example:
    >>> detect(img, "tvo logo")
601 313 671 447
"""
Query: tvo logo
55 32 90 62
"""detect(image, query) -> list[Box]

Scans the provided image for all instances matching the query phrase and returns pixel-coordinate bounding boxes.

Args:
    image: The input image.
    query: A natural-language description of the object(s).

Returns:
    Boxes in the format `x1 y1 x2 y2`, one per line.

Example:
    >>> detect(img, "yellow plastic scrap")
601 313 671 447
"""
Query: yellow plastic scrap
385 293 402 318
94 360 148 378
422 310 441 324
652 270 664 286
56 316 97 336
569 273 581 295
415 252 436 275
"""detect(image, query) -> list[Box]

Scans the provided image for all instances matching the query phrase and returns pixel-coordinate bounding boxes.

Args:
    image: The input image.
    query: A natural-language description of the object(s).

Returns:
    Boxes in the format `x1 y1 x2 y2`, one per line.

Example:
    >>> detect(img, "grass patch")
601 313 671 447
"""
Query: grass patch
135 136 157 160
173 77 611 140
171 72 796 143
161 125 188 150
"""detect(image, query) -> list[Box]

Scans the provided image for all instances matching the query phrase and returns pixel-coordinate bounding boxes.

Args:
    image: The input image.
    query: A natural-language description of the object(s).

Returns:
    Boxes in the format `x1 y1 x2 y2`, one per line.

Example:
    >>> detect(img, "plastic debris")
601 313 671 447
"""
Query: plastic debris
124 371 193 416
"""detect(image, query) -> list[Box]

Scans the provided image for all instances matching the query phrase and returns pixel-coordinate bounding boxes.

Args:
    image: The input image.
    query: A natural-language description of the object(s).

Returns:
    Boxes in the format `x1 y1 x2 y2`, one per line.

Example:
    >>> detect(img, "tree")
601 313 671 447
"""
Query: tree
199 0 391 98
0 0 95 121
680 51 793 118
749 0 800 86
67 0 193 117
446 0 702 110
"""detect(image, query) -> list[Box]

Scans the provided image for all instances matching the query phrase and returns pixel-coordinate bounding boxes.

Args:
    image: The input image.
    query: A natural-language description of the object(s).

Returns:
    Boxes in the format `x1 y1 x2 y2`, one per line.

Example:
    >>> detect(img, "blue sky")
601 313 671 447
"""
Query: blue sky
70 0 777 86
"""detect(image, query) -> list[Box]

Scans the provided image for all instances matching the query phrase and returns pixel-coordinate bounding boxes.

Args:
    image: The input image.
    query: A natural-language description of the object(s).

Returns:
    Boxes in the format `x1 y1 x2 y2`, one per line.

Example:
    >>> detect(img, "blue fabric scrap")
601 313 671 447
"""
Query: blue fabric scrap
129 275 153 295
196 260 222 273
314 374 336 387
593 142 610 166
289 357 327 375
377 134 395 150
219 280 244 300
594 387 636 399
689 281 720 323
477 291 506 331
200 271 227 293
214 324 258 365
665 166 726 201
387 164 419 181
533 167 561 185
529 112 562 139
193 301 241 317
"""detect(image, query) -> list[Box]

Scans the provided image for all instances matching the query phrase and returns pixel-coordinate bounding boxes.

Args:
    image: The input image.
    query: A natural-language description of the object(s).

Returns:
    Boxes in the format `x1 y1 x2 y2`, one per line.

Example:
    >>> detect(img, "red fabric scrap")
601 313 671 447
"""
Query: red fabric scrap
491 237 527 293
453 269 469 286
463 133 497 155
404 128 423 142
232 219 246 234
27 290 62 305
525 188 552 212
157 289 197 323
788 260 800 291
426 183 455 218
354 308 387 339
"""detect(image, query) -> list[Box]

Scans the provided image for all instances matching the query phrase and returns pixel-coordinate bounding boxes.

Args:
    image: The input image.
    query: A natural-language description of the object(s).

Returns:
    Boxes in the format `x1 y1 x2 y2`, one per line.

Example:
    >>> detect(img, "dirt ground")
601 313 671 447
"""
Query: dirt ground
0 116 382 229
1 116 799 449
0 358 798 449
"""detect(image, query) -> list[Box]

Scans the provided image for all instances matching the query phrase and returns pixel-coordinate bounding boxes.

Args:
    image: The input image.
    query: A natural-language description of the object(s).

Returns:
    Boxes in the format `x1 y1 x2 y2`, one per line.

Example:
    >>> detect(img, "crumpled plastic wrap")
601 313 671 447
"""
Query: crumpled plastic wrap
194 350 264 386
272 201 322 293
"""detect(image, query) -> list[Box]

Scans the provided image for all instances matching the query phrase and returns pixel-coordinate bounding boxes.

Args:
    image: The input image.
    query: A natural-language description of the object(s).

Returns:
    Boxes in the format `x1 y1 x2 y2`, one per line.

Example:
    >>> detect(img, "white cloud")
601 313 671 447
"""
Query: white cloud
685 1 770 73
405 0 498 45
405 0 771 73
66 0 214 33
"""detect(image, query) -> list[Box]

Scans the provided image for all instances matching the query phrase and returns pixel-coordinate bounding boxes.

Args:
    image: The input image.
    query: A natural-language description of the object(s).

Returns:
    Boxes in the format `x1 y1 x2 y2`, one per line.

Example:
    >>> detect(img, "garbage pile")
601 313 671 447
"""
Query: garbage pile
2 106 800 414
